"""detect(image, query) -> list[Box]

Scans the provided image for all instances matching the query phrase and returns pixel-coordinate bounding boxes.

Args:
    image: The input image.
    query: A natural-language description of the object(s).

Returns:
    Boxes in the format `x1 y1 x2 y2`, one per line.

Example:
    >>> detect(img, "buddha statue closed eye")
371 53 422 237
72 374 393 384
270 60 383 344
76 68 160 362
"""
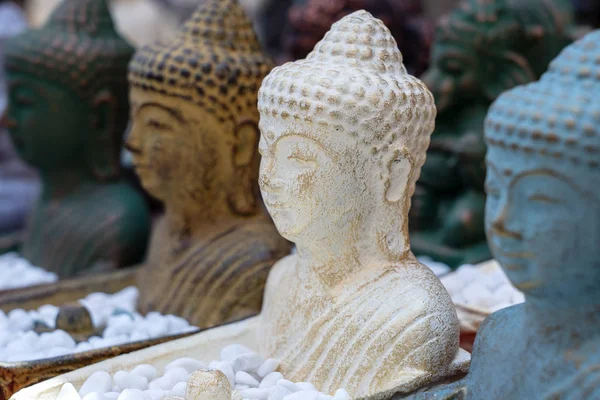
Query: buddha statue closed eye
257 11 466 398
408 29 600 400
127 0 292 328
2 0 151 276
409 0 575 268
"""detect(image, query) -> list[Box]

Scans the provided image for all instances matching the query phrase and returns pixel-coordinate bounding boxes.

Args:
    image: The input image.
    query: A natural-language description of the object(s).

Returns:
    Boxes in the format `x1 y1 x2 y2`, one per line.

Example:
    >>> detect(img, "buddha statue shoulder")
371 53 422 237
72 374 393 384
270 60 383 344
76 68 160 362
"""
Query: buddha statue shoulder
408 29 600 400
3 0 151 276
127 0 292 328
409 0 575 267
256 11 465 398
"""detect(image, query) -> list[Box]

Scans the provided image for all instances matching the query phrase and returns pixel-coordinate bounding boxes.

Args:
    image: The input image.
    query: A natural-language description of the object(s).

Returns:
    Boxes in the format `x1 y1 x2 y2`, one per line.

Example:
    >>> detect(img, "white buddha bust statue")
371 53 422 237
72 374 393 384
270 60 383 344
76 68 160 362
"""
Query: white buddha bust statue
256 10 462 398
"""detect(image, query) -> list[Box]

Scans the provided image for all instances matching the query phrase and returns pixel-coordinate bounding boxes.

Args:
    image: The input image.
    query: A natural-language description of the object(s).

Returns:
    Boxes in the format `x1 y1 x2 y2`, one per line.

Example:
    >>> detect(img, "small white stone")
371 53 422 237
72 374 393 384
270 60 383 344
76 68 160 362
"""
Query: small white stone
104 393 119 400
234 384 250 390
169 381 186 397
235 370 259 387
220 344 254 362
142 389 164 400
113 371 148 390
82 393 108 400
296 382 317 391
130 364 158 381
163 367 190 384
164 357 205 374
259 372 283 389
257 359 280 377
332 389 351 400
283 391 319 400
80 371 113 396
117 389 149 400
240 387 269 399
57 383 82 400
276 379 300 393
232 352 264 373
267 385 293 400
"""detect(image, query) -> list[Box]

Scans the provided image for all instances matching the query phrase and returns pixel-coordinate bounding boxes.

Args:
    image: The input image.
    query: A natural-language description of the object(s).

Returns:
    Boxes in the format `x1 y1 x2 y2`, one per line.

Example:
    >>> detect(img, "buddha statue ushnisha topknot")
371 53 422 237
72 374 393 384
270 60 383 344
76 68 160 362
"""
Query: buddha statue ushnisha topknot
409 29 600 400
127 0 292 328
3 0 150 276
257 11 465 398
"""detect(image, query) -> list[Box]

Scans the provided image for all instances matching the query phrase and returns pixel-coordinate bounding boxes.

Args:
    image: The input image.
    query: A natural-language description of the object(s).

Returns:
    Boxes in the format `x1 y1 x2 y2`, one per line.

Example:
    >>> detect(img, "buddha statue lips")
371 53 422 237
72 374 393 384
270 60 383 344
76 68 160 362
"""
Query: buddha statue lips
2 0 150 276
127 0 292 328
257 11 464 398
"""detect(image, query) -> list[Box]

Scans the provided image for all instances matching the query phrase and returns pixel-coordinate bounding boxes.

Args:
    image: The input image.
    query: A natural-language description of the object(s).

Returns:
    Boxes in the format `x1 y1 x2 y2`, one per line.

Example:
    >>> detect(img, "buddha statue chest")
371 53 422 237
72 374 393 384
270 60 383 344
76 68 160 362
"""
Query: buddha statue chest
21 182 148 276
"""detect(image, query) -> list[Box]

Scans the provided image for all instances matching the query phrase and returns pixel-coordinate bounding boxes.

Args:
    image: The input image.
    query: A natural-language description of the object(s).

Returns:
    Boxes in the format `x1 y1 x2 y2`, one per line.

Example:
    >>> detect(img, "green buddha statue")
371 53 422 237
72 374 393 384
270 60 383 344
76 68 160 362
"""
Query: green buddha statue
409 0 575 267
2 0 150 276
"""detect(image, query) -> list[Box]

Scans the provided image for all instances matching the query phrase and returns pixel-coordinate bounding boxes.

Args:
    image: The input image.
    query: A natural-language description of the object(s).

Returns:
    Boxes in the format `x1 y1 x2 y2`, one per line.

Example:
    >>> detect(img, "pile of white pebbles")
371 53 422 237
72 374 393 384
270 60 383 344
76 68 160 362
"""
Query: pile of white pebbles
58 344 351 400
0 287 197 362
0 252 57 290
440 262 524 312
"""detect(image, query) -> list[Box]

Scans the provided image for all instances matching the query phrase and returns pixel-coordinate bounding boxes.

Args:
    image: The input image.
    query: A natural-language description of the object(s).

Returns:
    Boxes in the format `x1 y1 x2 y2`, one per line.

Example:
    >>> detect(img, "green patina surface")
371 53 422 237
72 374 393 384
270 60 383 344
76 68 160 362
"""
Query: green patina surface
410 0 575 267
1 0 150 276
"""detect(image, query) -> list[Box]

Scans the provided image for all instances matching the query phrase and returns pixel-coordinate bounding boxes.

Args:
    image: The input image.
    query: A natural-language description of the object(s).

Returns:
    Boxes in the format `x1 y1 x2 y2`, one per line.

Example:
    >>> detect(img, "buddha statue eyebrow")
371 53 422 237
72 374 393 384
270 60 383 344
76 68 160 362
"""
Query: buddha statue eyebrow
138 102 184 123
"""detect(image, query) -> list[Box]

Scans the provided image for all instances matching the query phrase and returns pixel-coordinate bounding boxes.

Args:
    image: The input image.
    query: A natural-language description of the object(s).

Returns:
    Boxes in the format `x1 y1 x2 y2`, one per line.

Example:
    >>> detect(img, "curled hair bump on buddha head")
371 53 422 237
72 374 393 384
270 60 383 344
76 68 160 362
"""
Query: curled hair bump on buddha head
128 0 273 215
258 10 436 258
485 29 600 187
4 0 134 181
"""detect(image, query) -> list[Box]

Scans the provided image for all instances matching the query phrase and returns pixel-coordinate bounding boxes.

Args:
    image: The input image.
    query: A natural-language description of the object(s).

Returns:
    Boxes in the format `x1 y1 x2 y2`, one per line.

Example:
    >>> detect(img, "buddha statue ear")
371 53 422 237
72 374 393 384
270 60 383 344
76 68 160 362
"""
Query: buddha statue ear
88 90 121 181
483 51 536 102
385 147 413 203
229 119 259 215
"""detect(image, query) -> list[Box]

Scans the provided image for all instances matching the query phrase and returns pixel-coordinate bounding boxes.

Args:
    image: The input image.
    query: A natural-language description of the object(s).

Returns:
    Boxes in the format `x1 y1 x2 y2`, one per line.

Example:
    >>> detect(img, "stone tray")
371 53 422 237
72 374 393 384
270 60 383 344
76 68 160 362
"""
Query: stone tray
0 267 205 399
11 317 470 400
0 329 199 400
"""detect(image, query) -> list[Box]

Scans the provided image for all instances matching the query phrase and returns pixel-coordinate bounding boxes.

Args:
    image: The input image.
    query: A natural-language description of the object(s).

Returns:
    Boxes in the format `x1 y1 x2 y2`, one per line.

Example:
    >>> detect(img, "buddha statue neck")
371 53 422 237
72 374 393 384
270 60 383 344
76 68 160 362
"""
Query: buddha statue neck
409 0 575 267
409 29 600 400
127 0 292 329
256 11 466 398
3 0 150 276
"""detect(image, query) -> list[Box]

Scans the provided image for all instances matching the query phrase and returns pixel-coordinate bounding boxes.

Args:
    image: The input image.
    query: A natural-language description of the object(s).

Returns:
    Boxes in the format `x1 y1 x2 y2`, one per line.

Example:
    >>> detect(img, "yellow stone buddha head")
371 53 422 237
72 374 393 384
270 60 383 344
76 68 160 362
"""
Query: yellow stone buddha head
127 0 273 217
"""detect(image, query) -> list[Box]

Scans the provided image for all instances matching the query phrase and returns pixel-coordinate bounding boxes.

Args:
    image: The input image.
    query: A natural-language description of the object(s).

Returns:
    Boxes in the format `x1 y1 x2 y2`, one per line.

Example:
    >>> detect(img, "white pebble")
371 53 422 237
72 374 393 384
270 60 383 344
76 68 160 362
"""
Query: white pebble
57 383 82 400
80 372 113 396
259 372 283 389
164 357 205 373
333 389 351 400
268 385 293 400
296 382 318 391
130 364 158 381
113 371 148 390
277 379 301 393
169 381 186 397
240 387 269 399
233 352 264 372
220 344 254 362
236 370 260 387
117 389 149 400
283 391 319 400
257 358 280 377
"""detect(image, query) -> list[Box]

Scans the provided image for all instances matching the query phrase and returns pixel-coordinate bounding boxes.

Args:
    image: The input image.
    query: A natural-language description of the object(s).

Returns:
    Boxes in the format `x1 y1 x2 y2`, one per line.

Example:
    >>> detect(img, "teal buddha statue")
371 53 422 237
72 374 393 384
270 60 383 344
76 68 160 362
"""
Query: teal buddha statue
405 29 600 400
2 0 150 276
410 0 575 267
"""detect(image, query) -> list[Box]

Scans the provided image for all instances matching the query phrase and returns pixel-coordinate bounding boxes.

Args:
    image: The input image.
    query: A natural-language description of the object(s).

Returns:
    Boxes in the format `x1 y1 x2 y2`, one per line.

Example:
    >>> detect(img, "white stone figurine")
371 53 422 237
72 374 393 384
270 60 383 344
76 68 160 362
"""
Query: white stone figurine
256 10 463 398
